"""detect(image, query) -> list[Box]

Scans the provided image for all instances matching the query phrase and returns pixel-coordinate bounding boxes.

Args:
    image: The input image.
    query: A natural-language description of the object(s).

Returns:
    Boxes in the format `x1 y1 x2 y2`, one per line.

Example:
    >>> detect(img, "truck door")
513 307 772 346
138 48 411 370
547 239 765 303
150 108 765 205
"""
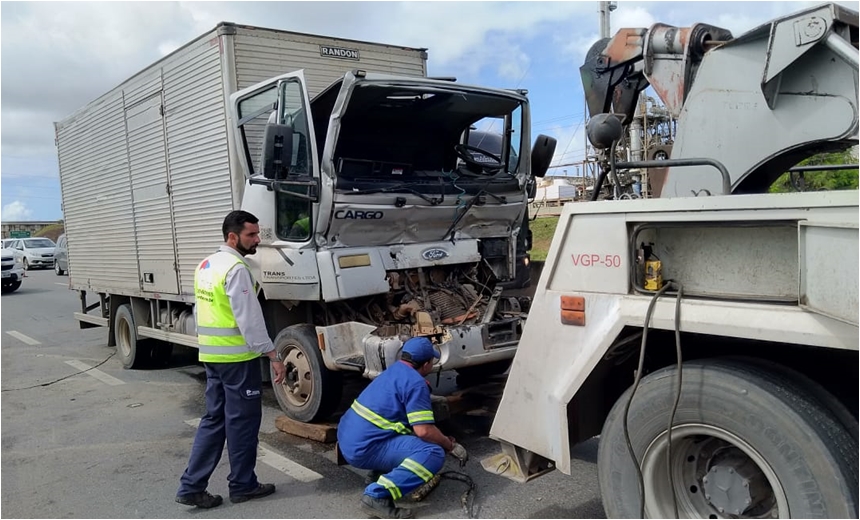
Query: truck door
123 90 180 294
229 71 323 300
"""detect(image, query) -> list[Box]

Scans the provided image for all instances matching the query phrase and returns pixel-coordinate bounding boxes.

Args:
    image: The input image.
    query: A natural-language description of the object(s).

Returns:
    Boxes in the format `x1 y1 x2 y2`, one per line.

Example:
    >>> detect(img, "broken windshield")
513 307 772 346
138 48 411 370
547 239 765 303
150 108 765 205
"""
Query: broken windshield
328 83 525 182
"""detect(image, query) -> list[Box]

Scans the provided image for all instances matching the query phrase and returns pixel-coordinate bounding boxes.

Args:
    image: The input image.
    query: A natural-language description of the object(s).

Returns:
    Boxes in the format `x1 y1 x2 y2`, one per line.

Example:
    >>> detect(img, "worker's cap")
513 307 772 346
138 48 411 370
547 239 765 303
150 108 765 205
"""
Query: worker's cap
402 337 440 364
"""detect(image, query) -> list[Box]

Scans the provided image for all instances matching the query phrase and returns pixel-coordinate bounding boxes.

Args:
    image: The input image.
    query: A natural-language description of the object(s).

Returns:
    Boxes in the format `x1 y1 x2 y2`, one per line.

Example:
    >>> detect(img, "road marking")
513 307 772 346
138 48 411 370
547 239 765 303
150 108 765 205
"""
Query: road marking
65 360 125 386
257 443 323 482
55 283 68 286
184 419 323 482
6 331 41 345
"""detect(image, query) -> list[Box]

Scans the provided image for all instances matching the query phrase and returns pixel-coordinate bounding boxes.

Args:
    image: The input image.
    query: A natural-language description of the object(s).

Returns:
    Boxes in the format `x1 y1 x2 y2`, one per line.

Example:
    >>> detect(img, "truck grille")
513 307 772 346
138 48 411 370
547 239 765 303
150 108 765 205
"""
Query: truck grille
1 264 12 271
42 254 54 258
1 257 12 263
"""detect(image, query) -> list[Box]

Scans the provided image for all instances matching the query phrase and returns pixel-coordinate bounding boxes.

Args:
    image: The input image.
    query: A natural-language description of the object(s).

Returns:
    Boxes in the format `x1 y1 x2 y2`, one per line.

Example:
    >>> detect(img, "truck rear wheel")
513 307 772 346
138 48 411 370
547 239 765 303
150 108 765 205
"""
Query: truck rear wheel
114 304 170 369
598 358 858 518
271 324 342 423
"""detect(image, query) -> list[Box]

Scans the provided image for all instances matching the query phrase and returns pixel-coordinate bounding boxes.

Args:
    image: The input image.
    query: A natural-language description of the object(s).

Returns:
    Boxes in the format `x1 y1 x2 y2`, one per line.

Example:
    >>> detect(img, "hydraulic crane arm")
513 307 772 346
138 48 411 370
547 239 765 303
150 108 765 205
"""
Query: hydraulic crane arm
580 3 859 197
580 23 733 123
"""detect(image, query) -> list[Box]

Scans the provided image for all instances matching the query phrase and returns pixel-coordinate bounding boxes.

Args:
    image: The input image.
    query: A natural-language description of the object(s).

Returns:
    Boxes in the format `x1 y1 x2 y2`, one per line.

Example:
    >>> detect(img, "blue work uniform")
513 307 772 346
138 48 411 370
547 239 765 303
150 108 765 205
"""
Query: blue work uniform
337 361 445 501
178 246 276 498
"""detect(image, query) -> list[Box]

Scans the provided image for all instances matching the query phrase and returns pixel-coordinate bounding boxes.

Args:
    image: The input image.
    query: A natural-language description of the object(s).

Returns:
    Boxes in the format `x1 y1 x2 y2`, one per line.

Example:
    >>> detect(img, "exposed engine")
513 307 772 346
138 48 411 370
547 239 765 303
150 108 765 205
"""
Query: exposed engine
312 263 530 339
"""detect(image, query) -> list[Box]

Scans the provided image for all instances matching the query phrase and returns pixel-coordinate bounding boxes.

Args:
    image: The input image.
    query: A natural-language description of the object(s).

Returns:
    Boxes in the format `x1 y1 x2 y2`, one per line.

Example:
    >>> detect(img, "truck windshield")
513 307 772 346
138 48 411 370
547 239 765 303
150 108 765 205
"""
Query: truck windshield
329 83 525 182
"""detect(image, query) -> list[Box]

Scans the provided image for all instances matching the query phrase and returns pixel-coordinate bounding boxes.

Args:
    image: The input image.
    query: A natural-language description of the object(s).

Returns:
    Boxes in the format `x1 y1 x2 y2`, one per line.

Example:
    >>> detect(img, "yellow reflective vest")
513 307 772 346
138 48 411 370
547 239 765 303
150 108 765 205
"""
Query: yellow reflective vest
194 251 260 363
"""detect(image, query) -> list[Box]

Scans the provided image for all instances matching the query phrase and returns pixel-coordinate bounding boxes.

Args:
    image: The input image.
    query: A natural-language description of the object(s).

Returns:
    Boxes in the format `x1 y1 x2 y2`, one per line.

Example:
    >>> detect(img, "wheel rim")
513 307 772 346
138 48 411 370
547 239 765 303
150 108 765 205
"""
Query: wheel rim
277 342 313 408
641 423 789 519
55 263 60 274
23 259 29 270
117 316 133 359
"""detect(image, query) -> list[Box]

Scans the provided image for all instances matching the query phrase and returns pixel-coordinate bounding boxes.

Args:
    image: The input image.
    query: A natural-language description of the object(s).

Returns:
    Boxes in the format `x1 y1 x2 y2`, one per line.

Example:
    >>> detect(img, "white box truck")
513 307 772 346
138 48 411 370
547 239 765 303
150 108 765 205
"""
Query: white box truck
56 22 558 422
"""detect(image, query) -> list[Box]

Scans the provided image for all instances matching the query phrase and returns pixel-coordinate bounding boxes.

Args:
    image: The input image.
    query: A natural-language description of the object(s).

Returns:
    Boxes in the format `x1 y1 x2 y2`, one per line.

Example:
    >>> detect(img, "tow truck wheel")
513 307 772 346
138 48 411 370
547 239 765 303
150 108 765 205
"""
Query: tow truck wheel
271 324 342 423
598 358 858 519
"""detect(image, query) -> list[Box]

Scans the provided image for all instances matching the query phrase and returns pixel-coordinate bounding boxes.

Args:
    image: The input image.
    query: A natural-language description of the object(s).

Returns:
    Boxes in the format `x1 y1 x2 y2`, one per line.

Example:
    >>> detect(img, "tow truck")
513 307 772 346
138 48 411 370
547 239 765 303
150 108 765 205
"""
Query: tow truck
486 4 859 518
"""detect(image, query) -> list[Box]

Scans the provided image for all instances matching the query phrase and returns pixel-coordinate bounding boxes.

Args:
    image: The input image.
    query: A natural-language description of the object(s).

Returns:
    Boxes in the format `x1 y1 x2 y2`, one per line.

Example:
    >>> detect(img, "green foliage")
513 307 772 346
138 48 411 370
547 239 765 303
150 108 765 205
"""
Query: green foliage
34 223 65 242
529 216 559 262
770 150 858 193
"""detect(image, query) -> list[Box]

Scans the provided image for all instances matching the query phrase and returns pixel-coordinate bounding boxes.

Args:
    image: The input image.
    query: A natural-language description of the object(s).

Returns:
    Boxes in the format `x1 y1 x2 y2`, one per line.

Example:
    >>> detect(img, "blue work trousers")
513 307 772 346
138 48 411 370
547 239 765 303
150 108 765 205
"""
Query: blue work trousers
177 358 262 496
347 435 445 501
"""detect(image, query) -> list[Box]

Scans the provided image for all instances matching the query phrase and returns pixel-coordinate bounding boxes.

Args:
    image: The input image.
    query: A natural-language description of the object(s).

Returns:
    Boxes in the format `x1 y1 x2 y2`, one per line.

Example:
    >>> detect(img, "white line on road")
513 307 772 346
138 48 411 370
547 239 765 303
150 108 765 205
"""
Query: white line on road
6 331 41 345
65 360 126 386
257 443 324 482
184 419 323 482
55 283 68 286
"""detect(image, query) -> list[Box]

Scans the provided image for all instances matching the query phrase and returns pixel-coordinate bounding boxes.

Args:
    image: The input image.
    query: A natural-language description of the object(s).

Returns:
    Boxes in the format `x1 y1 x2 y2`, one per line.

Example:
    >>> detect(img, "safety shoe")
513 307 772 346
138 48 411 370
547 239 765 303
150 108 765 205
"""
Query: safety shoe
230 483 276 503
175 490 223 509
365 470 383 485
360 495 414 519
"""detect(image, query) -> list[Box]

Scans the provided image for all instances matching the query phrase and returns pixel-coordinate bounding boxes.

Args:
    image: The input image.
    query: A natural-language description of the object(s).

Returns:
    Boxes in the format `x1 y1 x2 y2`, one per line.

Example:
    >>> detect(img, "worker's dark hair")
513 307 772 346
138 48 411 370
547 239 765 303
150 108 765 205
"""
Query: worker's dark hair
222 210 259 241
400 351 425 369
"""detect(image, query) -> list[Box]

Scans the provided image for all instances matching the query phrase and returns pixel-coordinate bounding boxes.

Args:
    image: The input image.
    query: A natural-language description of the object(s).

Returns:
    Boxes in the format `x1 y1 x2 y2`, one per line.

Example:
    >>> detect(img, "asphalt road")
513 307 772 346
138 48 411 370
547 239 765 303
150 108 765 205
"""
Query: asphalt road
1 269 604 519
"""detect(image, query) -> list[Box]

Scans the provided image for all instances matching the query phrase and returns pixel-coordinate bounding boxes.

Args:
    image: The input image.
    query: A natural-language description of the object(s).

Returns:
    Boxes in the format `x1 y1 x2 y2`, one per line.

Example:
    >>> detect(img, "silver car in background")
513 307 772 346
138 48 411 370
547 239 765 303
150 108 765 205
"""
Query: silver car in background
9 237 56 270
54 234 69 275
1 247 25 293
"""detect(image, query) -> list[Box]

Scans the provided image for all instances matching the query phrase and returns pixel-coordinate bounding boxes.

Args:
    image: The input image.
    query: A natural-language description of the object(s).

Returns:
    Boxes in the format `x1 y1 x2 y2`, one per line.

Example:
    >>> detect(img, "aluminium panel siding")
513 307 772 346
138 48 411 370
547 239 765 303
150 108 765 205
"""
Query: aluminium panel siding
163 35 234 295
124 89 180 294
57 91 140 293
232 27 427 95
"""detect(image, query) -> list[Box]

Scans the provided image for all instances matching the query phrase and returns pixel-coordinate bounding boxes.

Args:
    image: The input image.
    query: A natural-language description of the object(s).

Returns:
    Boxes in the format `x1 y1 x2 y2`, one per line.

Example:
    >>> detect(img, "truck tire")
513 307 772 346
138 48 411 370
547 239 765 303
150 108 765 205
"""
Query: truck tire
115 304 157 369
598 358 858 519
271 324 342 423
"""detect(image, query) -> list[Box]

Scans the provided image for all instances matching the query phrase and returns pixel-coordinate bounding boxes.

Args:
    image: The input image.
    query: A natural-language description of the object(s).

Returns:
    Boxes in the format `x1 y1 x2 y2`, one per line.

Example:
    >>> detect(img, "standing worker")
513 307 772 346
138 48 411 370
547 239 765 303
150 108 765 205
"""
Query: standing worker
176 210 287 509
337 337 469 519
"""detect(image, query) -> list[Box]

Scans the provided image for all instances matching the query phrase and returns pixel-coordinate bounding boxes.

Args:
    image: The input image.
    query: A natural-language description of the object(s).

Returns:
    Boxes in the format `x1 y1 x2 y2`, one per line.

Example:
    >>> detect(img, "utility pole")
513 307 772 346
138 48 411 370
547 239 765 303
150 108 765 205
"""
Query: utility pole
598 1 617 39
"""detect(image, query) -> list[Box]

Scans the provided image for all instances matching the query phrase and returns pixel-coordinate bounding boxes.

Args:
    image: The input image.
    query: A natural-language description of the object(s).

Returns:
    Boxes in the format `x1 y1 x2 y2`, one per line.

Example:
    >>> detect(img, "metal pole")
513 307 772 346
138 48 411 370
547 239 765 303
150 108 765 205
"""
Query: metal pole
599 1 610 38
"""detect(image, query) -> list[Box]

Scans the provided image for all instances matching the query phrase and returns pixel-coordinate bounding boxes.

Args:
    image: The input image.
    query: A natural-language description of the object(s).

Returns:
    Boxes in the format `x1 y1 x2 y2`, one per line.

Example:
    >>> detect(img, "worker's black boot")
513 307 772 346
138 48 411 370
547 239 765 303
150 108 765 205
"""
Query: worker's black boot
175 490 223 509
360 495 414 519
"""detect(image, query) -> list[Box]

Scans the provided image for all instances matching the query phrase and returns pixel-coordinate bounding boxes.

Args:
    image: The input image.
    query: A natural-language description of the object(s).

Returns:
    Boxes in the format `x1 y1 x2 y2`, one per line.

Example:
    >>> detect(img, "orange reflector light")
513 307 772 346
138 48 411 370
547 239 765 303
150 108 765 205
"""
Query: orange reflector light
560 295 586 326
317 333 326 351
560 295 585 311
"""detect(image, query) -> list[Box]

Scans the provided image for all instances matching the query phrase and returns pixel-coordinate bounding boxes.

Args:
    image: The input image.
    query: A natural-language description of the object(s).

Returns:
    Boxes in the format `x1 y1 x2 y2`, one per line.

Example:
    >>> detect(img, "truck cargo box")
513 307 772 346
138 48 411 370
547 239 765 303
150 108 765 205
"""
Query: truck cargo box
55 23 427 299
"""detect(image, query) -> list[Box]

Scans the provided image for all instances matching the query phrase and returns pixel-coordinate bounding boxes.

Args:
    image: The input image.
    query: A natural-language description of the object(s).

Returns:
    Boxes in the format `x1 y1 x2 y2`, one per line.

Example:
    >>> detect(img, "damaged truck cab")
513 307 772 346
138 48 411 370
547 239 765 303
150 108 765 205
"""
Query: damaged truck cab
229 70 556 420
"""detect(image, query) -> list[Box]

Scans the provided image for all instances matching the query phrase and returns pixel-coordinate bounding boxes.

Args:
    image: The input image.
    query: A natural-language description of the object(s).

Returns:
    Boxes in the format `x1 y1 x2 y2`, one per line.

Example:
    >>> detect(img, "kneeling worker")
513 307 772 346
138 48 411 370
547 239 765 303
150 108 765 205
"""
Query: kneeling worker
337 337 468 519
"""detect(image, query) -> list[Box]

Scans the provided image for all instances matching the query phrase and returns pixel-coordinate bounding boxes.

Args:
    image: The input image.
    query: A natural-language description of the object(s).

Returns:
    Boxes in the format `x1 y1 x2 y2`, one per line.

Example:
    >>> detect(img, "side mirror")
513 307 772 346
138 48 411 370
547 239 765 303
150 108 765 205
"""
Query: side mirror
261 123 294 180
531 134 557 178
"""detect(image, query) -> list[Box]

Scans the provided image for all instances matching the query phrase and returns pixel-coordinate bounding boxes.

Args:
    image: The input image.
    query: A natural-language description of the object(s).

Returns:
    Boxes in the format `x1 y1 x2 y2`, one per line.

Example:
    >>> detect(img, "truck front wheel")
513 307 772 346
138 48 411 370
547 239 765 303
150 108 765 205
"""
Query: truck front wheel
271 324 342 423
598 358 858 518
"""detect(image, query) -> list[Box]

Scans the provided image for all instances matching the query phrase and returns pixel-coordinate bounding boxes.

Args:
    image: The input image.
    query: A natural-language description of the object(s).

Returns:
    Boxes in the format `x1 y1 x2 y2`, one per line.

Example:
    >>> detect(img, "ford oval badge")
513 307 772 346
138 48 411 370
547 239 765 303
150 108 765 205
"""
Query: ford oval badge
422 248 449 261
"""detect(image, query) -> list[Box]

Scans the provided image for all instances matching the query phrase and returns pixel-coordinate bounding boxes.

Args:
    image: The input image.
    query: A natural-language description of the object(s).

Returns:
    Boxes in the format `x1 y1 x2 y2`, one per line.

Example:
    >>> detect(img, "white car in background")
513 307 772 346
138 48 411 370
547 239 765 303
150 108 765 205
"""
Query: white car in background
9 237 56 270
1 247 24 293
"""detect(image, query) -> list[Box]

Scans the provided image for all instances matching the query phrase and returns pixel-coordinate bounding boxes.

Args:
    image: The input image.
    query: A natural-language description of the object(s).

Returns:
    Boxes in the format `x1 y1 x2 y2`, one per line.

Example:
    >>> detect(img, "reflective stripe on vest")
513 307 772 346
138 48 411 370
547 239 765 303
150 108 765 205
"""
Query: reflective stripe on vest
194 251 259 363
350 400 413 436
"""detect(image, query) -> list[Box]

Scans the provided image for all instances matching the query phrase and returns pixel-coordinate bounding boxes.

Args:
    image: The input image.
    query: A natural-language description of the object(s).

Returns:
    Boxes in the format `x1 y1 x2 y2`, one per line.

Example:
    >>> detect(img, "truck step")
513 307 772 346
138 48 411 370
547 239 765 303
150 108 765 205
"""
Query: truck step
335 355 366 370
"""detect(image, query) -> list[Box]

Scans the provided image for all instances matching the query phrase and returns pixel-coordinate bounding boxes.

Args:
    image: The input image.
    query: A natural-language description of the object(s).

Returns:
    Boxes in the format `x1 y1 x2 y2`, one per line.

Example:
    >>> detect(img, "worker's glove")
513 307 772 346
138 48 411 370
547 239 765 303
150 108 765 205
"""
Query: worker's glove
450 442 469 467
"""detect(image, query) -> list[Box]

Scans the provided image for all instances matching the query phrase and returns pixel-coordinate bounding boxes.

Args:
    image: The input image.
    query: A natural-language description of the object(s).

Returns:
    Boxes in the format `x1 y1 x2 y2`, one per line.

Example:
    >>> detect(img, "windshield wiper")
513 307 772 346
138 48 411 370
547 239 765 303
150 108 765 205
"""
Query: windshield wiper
349 178 446 206
443 189 508 243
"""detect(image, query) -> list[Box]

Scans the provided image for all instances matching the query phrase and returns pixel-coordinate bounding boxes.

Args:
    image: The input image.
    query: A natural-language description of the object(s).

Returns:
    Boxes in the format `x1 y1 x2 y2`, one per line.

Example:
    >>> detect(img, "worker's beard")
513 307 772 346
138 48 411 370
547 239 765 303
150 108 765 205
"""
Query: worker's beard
235 240 257 257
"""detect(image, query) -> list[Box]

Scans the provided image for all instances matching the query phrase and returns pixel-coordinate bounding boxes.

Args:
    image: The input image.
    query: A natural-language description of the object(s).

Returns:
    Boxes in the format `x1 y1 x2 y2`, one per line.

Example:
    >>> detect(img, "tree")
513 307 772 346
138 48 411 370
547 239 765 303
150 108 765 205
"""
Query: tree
769 149 858 193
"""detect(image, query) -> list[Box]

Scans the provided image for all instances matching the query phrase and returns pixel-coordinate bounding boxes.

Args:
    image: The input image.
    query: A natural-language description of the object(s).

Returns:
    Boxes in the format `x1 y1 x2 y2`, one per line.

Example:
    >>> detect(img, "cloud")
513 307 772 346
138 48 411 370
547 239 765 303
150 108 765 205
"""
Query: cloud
1 201 34 221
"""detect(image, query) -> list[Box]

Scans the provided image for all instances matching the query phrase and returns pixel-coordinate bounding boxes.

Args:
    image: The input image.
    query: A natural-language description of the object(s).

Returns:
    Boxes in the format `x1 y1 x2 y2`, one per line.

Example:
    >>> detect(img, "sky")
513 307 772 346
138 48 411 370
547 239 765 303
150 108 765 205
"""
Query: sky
1 0 854 221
